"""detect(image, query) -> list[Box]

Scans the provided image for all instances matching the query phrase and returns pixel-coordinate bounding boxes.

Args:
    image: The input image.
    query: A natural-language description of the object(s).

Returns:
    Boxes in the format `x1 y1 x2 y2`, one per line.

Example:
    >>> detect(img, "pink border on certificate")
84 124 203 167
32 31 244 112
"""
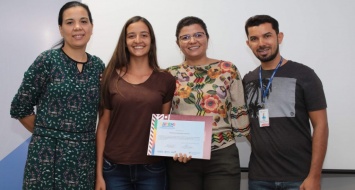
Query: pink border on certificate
147 114 213 160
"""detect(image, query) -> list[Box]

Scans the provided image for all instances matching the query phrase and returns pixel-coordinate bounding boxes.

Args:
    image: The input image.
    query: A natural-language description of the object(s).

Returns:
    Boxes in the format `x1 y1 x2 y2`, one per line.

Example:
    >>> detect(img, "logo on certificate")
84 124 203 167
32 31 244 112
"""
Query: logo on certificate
161 122 176 128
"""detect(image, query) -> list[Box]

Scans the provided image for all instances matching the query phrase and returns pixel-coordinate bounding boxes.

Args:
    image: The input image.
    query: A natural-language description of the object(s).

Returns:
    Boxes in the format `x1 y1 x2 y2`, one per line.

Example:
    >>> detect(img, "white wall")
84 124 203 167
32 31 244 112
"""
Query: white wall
1 0 354 189
83 0 355 189
83 0 355 170
0 0 72 161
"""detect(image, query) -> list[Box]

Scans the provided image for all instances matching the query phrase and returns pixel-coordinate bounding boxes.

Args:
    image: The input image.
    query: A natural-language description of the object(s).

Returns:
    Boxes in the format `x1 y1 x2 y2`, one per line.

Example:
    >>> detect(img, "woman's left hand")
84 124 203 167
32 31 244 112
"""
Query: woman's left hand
173 153 192 163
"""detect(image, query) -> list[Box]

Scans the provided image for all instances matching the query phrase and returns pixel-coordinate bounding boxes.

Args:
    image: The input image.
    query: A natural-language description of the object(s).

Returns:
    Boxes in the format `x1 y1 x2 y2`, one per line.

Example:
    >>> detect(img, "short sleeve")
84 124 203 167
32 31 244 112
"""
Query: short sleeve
301 68 327 111
162 71 176 104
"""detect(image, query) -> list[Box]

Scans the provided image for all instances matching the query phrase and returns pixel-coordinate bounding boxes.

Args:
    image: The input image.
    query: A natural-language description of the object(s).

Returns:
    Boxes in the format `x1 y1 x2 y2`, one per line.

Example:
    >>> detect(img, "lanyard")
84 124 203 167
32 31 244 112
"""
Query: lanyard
259 57 283 103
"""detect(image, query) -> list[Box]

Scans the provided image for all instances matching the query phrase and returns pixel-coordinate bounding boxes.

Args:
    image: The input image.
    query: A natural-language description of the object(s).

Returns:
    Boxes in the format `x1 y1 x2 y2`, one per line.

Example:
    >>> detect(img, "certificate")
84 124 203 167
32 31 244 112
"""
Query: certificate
147 114 213 159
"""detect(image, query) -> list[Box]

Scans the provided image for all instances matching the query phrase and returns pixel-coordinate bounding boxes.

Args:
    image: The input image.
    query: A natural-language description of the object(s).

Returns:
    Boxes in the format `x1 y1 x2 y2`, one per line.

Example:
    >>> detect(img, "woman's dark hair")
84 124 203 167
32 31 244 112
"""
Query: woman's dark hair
100 16 160 114
52 1 93 48
175 16 209 43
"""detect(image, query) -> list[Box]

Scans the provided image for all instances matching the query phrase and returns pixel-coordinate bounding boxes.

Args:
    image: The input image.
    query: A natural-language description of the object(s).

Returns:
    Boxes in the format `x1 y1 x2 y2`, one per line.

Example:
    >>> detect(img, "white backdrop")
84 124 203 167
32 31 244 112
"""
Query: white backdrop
83 0 355 171
1 0 354 189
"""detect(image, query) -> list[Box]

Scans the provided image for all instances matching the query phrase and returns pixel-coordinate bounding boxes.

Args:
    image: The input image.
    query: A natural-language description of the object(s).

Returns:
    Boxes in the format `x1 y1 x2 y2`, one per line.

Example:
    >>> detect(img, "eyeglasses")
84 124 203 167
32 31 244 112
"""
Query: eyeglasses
179 32 206 42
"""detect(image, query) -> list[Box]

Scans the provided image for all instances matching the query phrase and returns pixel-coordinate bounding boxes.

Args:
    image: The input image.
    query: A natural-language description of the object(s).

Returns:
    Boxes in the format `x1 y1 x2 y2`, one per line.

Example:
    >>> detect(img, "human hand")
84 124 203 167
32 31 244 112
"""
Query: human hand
173 153 192 163
95 176 106 190
299 176 321 190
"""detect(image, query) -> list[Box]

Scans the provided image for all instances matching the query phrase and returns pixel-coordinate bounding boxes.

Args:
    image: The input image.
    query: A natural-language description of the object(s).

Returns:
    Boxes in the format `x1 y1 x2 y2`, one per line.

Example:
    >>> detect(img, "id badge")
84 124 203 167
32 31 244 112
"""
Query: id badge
258 109 270 127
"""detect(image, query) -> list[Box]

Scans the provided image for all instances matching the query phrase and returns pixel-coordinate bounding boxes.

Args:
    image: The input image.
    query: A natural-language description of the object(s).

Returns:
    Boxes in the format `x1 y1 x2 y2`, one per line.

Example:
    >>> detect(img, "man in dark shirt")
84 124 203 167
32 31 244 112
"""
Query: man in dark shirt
243 15 328 190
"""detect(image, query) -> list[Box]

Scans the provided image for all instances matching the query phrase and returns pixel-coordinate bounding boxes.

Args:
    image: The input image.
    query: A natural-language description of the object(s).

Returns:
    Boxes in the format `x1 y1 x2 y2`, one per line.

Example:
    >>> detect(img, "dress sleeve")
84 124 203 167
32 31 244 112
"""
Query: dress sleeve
10 52 49 119
163 71 176 104
229 64 250 137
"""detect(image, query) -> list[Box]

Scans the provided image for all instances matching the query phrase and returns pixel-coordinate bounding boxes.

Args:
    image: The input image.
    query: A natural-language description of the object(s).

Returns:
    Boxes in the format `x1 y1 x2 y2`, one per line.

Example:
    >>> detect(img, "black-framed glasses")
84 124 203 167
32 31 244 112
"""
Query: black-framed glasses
179 32 205 42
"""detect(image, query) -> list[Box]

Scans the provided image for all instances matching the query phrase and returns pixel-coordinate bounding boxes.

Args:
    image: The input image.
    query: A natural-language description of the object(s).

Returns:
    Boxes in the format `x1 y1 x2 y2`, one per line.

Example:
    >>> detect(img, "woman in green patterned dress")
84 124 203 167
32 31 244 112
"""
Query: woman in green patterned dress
10 1 104 189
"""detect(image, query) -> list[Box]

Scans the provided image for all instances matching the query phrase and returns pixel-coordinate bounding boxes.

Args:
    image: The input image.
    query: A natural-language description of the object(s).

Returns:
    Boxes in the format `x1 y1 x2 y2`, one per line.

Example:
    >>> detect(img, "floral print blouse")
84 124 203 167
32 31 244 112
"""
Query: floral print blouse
167 61 250 151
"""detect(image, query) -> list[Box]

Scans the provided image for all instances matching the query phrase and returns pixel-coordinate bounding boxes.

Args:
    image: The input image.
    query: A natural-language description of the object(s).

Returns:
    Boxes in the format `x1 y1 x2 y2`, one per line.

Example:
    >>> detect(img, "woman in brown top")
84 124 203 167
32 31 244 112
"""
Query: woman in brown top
95 16 175 190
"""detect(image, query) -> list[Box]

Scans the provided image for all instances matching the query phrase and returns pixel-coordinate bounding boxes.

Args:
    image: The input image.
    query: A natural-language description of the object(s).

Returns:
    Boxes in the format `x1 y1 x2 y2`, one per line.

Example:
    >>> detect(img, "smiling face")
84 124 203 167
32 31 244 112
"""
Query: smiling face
246 23 283 63
177 24 208 60
126 21 151 58
59 6 93 50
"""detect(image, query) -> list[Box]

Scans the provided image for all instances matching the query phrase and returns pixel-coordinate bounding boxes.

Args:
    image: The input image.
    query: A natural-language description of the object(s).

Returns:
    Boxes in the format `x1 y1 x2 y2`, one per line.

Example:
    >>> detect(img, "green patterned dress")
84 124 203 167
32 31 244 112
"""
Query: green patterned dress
10 48 105 190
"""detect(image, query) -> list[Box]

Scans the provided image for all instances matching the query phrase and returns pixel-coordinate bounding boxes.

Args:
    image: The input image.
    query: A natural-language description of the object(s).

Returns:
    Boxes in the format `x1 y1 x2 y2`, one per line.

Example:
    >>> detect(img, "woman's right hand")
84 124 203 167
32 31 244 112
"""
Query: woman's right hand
19 114 36 133
95 176 106 190
173 153 192 163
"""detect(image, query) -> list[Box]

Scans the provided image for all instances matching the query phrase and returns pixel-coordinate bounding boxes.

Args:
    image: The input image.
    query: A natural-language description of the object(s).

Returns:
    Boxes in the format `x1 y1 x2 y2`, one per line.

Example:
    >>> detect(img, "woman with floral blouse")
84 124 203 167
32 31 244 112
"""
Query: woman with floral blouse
166 16 250 190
